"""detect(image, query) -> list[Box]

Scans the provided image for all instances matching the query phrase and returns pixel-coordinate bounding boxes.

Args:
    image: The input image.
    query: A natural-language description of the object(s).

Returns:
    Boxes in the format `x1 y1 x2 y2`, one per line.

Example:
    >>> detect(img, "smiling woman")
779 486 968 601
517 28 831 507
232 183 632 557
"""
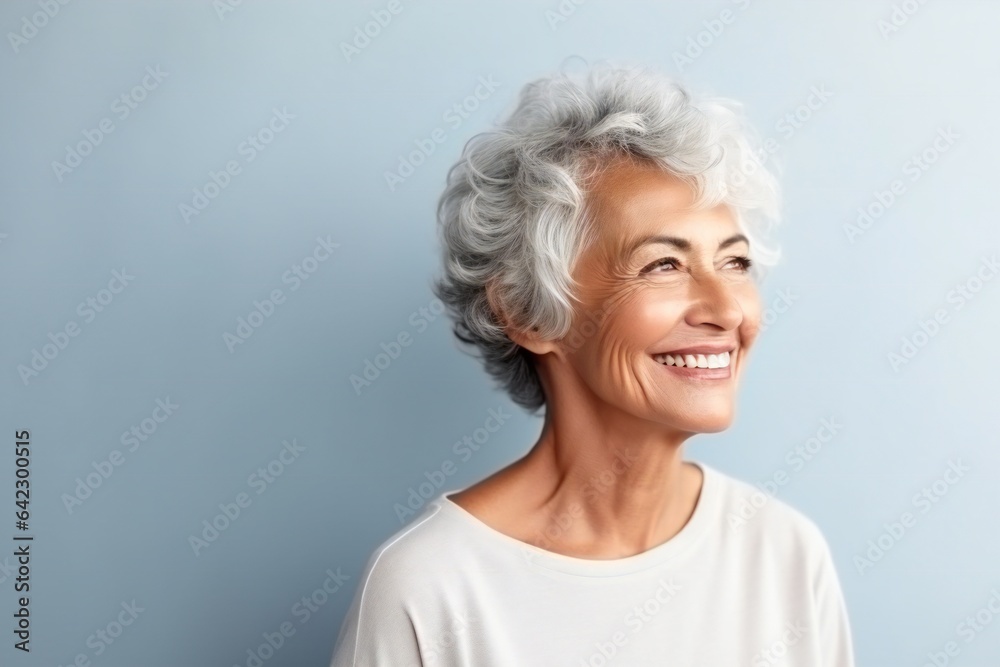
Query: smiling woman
329 61 856 666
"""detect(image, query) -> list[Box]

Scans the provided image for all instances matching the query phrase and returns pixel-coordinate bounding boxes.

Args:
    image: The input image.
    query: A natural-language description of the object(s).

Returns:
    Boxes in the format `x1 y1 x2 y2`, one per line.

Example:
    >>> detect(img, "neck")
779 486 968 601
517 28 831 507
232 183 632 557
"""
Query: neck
514 396 700 559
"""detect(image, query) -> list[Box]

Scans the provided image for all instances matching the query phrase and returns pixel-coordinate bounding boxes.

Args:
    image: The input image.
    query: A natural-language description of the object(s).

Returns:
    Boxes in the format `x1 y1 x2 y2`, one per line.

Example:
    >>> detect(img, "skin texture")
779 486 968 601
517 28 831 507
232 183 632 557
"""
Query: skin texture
447 155 763 559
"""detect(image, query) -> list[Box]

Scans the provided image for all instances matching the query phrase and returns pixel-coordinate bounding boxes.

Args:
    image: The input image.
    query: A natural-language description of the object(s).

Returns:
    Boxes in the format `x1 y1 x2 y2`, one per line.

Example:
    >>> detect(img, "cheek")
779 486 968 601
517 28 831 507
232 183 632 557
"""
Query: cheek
572 295 683 391
566 290 662 372
606 289 686 347
737 285 763 340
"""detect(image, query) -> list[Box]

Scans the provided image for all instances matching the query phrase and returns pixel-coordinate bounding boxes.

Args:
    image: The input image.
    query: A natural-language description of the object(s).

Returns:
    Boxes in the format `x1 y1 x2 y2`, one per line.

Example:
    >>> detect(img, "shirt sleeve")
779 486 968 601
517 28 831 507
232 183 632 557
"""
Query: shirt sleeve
811 532 856 667
328 551 425 667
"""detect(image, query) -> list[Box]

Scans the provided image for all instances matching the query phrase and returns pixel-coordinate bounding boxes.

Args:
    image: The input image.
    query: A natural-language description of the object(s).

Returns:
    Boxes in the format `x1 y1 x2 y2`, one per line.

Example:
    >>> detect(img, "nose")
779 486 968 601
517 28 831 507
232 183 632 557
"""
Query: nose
683 272 744 331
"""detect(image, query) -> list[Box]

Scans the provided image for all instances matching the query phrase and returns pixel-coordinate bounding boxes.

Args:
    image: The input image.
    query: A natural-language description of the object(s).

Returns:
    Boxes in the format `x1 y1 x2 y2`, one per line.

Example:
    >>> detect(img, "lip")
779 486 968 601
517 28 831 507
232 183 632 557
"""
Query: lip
652 344 736 356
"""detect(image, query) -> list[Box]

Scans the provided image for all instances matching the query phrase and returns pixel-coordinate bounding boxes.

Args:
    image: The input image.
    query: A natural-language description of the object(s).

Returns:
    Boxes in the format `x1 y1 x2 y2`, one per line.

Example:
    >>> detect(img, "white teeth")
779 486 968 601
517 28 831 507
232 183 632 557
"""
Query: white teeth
654 350 732 368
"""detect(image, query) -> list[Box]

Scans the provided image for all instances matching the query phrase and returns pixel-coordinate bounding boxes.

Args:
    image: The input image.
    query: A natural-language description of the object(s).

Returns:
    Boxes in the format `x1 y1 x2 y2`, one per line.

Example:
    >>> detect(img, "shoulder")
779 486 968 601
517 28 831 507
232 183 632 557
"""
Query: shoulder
352 499 470 605
705 463 836 571
331 501 469 662
701 465 856 662
332 502 467 665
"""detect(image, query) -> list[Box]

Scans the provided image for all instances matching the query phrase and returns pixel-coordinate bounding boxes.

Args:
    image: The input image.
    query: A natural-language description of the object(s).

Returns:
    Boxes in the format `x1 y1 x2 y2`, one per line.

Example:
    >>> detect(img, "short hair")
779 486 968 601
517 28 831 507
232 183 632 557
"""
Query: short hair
432 61 783 415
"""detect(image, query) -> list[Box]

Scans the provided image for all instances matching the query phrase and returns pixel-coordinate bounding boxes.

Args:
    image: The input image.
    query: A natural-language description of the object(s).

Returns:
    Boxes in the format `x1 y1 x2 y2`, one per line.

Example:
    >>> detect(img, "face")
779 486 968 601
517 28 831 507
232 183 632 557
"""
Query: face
549 156 762 434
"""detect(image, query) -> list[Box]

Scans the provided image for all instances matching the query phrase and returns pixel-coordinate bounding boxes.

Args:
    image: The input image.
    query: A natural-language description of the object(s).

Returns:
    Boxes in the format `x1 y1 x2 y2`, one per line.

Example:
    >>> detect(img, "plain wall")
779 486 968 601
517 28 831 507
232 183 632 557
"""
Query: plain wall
1 1 998 665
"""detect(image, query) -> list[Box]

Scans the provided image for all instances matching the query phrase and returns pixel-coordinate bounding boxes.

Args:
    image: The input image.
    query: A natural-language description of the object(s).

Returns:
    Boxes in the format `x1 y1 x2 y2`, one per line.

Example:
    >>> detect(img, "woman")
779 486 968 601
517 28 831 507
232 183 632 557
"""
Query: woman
330 62 855 666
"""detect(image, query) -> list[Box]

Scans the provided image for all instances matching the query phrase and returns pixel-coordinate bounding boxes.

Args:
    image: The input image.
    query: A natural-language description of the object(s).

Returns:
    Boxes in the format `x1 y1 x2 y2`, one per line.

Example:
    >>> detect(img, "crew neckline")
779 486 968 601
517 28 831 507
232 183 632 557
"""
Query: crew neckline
433 459 718 577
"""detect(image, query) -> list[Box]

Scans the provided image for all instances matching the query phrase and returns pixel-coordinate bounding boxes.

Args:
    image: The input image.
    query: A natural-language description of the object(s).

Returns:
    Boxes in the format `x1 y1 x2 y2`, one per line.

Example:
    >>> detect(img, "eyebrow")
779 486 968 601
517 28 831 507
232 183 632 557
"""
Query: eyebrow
625 233 750 256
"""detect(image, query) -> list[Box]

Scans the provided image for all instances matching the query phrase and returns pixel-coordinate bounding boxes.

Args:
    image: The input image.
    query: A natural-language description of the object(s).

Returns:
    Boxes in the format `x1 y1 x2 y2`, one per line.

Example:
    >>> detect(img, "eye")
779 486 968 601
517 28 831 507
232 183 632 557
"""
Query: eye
642 257 680 273
640 255 754 275
727 255 754 272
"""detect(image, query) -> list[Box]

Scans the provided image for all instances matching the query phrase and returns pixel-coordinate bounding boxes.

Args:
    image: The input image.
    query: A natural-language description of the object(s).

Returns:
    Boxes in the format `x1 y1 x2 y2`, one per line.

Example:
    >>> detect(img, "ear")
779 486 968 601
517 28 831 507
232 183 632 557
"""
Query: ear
485 279 560 356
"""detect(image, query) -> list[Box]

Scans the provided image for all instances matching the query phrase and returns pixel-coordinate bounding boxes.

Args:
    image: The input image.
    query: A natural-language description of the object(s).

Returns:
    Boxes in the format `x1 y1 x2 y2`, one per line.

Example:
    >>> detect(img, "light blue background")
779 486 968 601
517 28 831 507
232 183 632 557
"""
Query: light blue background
2 1 998 665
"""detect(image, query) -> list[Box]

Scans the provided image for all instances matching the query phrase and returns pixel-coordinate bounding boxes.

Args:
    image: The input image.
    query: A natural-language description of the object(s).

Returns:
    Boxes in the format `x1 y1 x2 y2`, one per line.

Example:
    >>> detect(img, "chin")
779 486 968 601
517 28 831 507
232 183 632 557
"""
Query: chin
693 418 733 434
666 407 734 434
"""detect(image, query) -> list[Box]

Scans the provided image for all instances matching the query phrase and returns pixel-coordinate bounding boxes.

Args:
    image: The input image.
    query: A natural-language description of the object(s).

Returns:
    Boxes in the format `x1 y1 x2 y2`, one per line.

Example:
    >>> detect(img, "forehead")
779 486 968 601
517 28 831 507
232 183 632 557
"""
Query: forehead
584 156 735 253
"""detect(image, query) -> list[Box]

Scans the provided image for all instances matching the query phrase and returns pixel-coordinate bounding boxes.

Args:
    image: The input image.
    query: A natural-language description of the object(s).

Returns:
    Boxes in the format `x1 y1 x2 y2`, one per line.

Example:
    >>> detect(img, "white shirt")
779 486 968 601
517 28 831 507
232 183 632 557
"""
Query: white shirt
329 460 855 666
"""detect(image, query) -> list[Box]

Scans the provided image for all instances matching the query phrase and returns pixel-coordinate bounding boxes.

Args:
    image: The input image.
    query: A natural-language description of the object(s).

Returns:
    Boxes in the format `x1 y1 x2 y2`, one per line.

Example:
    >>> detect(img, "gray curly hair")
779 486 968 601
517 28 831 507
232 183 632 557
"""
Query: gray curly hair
432 61 783 415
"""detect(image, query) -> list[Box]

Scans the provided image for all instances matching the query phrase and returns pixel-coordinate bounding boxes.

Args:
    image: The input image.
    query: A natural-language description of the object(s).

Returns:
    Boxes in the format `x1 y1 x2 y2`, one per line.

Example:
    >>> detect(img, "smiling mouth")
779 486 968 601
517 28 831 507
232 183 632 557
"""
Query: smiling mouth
653 350 731 369
650 348 737 380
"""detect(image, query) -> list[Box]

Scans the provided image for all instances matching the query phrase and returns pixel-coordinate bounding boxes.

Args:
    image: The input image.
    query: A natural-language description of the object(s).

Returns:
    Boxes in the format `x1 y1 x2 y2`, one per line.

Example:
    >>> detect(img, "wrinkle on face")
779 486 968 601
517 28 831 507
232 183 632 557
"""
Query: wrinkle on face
542 153 761 429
